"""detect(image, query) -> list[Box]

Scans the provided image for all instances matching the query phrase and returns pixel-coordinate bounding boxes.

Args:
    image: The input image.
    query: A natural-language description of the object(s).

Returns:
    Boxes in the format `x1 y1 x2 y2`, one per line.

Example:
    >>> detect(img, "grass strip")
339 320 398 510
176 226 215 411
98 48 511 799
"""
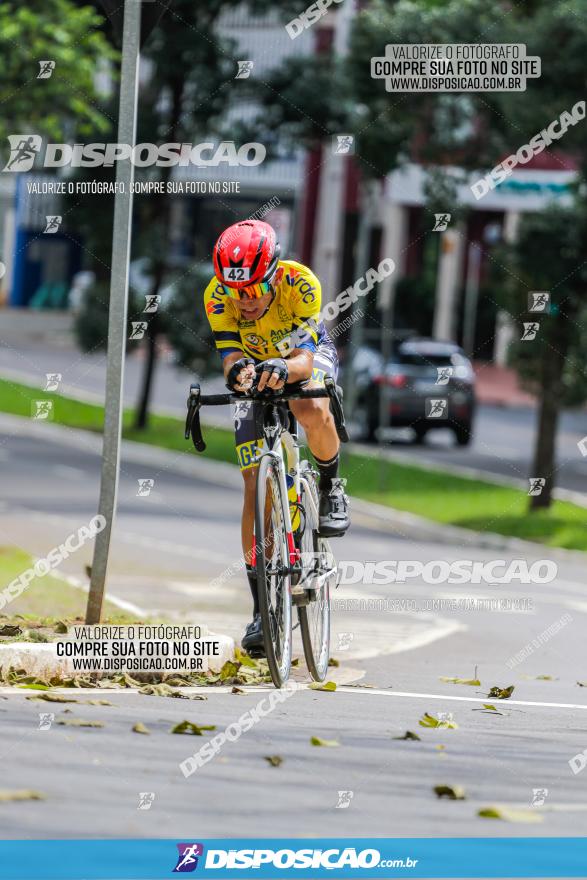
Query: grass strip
1 377 586 551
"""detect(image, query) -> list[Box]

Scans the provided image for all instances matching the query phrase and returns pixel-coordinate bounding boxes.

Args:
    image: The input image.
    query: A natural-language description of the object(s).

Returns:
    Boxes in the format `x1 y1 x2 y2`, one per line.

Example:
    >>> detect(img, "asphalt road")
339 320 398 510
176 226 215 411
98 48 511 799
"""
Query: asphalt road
1 413 587 840
2 336 587 497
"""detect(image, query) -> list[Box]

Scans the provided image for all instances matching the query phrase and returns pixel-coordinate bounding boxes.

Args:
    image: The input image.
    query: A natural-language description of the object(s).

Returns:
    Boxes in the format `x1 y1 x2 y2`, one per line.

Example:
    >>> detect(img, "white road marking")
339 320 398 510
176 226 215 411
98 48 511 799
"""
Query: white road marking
488 803 587 813
2 683 586 710
11 510 230 566
333 588 466 659
341 616 465 660
333 687 587 710
39 566 149 618
117 530 228 564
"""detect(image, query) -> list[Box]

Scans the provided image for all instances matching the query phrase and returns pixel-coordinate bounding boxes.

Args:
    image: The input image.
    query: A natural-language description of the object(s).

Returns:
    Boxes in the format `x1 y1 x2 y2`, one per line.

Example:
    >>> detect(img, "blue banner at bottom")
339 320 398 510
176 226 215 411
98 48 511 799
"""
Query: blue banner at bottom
0 838 586 880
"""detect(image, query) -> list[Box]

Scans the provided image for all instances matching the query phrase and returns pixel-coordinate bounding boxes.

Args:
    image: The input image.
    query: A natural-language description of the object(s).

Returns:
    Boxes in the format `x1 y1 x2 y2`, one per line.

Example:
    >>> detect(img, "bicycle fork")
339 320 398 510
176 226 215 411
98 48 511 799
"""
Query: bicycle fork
250 446 300 574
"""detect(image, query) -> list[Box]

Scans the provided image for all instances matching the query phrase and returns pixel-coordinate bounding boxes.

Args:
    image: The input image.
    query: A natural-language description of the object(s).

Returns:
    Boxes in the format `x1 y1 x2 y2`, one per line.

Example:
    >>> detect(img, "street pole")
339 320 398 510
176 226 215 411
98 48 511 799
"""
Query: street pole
344 183 374 414
463 241 481 357
86 0 141 624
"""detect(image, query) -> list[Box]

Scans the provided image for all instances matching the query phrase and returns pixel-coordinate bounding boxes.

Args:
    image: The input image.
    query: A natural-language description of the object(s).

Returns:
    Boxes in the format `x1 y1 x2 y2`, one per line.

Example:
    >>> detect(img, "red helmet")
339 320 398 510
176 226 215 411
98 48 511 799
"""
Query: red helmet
213 220 280 297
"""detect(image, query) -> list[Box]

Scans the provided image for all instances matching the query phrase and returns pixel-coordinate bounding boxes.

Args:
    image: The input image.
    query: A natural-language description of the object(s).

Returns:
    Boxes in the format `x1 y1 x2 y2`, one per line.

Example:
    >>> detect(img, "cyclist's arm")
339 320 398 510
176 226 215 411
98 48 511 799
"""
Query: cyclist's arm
283 348 313 382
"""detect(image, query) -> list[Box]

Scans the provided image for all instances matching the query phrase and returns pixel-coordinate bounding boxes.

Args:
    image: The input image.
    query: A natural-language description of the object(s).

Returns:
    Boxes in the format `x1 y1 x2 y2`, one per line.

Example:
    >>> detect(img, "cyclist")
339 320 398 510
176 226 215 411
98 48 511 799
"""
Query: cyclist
204 219 350 653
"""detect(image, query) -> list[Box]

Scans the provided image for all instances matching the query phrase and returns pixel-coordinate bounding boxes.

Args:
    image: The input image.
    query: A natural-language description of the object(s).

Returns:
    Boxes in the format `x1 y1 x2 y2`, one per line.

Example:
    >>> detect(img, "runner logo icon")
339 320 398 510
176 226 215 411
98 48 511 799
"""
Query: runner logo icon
173 843 204 872
3 135 42 172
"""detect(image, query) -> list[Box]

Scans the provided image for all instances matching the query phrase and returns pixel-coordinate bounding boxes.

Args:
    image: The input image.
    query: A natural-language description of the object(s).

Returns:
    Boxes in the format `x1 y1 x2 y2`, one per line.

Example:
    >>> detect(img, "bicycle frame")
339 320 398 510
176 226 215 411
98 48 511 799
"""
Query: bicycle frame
253 402 300 570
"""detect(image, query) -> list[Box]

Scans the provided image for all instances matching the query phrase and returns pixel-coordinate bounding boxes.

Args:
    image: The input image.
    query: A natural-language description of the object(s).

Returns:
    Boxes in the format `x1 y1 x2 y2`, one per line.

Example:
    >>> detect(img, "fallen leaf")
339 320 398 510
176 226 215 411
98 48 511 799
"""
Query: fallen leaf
472 703 505 715
522 674 556 681
234 651 258 669
219 660 240 680
112 672 142 688
440 676 480 686
0 625 22 637
18 683 51 691
231 687 245 695
23 630 49 643
478 806 543 823
139 684 206 700
84 699 113 706
132 722 150 735
577 682 587 687
434 785 466 800
264 755 283 767
139 683 177 697
419 712 458 730
26 693 78 703
170 721 216 736
393 731 421 741
56 718 104 728
309 681 337 692
53 621 68 634
0 789 45 802
487 685 515 700
328 658 340 667
310 736 339 747
291 658 300 667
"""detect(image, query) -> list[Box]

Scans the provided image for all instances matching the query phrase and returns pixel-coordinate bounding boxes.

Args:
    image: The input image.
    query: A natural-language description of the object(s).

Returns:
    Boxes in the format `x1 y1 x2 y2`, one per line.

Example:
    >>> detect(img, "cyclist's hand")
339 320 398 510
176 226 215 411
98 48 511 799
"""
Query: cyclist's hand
226 357 256 393
255 358 288 394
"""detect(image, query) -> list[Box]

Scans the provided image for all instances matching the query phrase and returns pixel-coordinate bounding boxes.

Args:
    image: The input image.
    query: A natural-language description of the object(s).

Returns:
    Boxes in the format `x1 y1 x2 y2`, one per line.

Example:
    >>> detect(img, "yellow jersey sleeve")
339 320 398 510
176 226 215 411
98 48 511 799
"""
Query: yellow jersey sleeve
287 261 322 351
203 277 244 360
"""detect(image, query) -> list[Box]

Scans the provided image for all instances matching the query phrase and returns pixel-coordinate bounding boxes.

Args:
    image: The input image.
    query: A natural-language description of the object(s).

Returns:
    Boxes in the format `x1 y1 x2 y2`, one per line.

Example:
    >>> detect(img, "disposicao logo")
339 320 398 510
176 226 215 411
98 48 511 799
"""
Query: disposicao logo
3 137 266 171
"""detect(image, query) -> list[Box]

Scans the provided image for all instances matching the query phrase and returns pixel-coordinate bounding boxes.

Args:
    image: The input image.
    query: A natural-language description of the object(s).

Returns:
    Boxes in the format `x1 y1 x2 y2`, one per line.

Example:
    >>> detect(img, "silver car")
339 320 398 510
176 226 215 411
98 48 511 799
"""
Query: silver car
354 339 476 446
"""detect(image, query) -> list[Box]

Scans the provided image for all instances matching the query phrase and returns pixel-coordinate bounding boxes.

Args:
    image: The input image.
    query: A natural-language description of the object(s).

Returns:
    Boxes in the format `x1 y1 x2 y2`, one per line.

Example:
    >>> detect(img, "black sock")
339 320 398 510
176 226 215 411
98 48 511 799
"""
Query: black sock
246 564 259 616
315 453 339 493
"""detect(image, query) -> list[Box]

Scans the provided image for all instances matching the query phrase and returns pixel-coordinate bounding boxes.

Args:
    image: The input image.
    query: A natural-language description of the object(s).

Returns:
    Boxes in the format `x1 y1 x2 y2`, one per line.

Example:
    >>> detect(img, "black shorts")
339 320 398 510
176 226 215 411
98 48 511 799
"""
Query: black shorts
234 340 339 470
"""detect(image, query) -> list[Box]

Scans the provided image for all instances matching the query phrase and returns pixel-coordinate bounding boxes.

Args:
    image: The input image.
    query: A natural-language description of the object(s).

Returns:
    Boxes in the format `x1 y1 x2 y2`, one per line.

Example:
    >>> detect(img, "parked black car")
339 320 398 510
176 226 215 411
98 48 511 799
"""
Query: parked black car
351 339 476 446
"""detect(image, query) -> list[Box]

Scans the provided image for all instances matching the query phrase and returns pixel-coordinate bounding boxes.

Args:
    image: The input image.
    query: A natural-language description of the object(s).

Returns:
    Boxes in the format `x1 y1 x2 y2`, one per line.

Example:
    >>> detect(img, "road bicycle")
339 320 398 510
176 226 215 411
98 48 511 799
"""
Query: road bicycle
185 377 349 688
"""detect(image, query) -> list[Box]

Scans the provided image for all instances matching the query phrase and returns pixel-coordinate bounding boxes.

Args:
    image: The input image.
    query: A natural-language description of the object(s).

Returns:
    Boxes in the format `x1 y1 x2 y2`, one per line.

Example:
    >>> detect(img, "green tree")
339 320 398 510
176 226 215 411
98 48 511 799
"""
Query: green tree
343 0 587 510
498 204 587 509
72 0 250 426
0 0 116 141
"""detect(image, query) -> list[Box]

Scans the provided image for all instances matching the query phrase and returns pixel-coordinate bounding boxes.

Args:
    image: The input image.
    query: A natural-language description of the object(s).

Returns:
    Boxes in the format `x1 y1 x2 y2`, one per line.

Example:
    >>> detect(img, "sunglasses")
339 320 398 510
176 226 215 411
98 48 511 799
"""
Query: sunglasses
222 280 273 300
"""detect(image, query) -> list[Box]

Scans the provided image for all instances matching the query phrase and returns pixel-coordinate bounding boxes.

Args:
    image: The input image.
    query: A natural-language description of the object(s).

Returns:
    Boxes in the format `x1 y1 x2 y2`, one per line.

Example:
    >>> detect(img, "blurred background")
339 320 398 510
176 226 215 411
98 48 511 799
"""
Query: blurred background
1 0 587 515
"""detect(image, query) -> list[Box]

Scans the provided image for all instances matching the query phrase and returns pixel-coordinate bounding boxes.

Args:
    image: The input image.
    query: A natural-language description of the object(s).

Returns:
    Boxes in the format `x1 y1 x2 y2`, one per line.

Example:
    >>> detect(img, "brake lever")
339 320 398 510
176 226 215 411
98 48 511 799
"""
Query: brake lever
185 383 206 452
324 376 350 443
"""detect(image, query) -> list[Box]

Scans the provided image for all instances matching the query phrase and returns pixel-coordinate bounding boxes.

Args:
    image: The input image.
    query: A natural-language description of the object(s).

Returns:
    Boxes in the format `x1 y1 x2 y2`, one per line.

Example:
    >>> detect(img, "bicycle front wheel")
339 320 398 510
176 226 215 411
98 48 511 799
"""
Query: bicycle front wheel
255 454 292 688
297 468 332 682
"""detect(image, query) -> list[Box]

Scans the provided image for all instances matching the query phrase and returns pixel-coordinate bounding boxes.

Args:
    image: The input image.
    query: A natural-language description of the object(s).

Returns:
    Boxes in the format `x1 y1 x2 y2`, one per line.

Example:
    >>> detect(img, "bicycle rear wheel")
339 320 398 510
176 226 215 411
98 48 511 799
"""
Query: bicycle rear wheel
297 467 332 681
255 454 292 688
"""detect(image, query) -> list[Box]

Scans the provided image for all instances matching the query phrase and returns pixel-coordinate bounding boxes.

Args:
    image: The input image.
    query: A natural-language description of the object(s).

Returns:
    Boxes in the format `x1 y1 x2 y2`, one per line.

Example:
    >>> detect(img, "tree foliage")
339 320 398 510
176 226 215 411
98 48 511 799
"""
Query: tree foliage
0 0 117 141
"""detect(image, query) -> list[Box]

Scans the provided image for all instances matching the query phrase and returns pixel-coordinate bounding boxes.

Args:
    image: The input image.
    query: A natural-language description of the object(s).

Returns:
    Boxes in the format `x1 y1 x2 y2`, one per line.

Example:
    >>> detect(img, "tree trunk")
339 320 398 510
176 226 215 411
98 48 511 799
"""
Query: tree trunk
133 77 183 431
134 283 162 430
528 320 568 511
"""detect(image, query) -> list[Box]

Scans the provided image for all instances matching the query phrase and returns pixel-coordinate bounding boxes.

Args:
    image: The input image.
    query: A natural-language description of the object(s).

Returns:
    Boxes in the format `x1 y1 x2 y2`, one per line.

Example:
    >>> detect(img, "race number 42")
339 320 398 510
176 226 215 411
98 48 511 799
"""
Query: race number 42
223 267 250 282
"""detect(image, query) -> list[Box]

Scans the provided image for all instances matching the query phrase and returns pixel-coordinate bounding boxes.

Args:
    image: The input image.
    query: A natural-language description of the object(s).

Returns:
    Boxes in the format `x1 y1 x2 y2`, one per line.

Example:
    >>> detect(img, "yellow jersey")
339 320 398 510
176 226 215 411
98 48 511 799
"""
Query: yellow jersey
203 259 327 361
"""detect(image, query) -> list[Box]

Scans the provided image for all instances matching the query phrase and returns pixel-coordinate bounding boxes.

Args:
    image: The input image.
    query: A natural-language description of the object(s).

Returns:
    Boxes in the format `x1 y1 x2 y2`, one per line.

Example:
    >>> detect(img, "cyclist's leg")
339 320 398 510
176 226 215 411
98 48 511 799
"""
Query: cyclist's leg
288 340 339 457
234 400 265 611
289 341 349 536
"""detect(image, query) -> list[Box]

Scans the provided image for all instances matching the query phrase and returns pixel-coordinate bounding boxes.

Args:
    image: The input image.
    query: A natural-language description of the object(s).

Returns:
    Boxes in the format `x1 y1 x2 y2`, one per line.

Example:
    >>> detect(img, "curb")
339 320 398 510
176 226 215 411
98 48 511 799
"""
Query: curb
347 441 587 510
2 412 586 563
351 496 587 563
